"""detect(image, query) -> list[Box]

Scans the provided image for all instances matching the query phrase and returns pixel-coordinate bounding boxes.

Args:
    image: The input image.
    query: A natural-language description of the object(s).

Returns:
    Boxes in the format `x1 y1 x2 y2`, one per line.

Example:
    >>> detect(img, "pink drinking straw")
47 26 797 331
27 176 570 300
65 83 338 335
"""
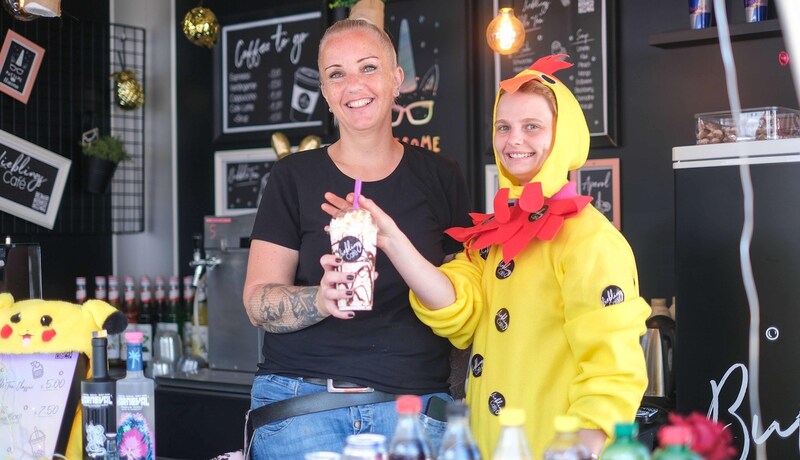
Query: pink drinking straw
353 179 362 210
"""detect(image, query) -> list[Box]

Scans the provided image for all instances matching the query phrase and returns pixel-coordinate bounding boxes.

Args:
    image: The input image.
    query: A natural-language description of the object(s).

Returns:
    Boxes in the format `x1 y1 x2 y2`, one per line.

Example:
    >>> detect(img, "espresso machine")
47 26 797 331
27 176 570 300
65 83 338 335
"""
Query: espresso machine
0 237 42 300
155 214 261 458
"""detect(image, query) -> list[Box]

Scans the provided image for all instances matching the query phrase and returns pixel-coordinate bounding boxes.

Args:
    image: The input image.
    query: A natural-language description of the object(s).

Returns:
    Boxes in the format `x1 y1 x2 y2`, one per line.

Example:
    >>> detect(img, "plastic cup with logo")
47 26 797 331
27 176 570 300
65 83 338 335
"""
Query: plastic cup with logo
688 0 712 29
290 66 321 122
744 0 768 22
329 204 377 311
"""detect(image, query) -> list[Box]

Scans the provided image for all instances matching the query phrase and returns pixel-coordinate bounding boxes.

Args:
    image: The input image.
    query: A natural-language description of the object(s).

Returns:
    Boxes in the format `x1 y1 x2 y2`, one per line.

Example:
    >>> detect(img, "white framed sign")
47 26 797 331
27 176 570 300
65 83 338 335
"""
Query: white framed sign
214 148 277 216
0 129 71 229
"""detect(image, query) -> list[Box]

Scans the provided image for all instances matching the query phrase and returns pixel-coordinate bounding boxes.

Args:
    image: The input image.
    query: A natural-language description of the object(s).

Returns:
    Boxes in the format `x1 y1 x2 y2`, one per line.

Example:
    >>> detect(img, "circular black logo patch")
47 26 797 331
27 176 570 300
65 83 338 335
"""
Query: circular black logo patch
495 308 510 332
528 205 549 222
495 260 514 279
471 354 484 377
601 285 625 306
488 392 506 416
337 236 363 262
479 247 490 260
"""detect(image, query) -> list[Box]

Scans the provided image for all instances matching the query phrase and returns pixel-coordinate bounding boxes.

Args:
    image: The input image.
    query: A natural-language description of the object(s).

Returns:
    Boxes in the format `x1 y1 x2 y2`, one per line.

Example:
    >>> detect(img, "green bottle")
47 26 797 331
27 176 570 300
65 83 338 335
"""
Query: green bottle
651 426 701 460
601 422 651 459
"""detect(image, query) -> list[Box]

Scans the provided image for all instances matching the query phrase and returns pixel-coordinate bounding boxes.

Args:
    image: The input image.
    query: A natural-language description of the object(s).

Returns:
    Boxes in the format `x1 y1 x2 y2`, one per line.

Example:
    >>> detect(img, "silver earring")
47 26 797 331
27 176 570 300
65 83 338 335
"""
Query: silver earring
328 107 332 113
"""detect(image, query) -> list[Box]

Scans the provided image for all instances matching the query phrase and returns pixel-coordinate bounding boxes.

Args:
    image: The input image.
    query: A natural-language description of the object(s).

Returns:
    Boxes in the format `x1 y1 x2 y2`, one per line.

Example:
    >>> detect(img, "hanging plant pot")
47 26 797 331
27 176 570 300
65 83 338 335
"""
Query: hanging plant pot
83 156 119 194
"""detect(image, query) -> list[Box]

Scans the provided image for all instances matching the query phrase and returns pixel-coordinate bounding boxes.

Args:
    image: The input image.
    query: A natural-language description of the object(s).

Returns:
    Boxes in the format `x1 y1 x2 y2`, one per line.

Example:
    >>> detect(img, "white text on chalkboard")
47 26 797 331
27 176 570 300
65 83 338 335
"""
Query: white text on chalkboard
0 151 48 192
234 24 310 69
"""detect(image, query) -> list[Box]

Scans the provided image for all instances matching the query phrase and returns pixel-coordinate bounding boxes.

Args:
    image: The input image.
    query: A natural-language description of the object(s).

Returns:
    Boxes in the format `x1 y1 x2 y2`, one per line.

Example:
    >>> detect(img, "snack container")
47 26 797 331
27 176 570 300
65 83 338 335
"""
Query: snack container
695 106 800 144
329 209 377 311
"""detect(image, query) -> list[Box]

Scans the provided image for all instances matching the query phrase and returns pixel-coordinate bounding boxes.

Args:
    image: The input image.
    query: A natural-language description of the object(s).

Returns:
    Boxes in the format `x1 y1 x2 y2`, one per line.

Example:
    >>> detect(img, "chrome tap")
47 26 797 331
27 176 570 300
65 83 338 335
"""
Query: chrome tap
189 233 220 287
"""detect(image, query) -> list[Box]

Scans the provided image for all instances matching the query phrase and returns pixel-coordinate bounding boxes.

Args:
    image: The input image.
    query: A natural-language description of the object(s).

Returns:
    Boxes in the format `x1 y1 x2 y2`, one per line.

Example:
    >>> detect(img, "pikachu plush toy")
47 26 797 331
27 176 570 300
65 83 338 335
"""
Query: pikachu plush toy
0 292 127 459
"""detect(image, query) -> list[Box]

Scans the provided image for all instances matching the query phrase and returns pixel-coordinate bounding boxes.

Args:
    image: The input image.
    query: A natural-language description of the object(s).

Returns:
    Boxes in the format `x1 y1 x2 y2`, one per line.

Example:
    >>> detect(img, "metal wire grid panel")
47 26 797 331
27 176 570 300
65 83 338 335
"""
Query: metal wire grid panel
109 24 145 233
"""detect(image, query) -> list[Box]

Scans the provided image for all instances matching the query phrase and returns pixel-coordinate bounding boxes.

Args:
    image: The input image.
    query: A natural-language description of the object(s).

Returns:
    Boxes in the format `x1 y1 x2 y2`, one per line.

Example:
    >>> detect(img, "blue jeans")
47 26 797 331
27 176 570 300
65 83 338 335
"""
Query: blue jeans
248 374 451 459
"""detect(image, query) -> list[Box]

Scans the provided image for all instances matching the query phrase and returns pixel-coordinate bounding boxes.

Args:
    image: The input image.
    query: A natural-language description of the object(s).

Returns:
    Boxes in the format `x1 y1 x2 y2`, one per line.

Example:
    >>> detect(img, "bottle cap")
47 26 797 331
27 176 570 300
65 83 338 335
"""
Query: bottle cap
553 415 580 433
658 425 691 446
498 408 525 426
395 395 422 414
92 330 108 339
614 422 638 438
125 331 144 343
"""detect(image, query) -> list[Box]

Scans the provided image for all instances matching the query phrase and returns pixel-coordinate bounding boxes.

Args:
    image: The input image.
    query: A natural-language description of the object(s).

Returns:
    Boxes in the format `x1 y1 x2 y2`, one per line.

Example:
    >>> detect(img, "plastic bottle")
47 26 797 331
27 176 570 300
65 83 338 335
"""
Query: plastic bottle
104 432 120 460
438 401 481 460
181 275 195 355
106 276 123 366
116 331 156 459
651 427 699 460
388 395 433 460
600 422 651 460
492 408 532 460
137 275 154 366
543 415 591 460
76 276 88 303
81 330 115 459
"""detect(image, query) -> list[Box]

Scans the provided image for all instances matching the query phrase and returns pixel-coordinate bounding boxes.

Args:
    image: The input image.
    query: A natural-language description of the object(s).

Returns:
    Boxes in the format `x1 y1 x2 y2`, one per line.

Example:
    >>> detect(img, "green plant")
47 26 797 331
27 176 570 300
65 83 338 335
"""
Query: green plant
328 0 385 9
82 135 132 163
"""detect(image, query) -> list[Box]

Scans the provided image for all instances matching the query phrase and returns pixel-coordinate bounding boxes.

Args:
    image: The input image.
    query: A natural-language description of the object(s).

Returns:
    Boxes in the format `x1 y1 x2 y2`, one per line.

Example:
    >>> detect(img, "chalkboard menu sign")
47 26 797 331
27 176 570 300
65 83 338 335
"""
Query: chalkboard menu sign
0 352 85 459
214 149 277 216
219 10 326 137
0 130 71 230
572 158 620 229
495 0 617 147
0 30 45 105
384 0 472 184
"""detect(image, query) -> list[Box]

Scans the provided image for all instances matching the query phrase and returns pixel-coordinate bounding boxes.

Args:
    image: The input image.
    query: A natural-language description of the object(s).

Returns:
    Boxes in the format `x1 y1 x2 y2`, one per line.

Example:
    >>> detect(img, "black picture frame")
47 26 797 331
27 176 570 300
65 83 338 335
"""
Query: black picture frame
493 0 618 148
213 4 329 145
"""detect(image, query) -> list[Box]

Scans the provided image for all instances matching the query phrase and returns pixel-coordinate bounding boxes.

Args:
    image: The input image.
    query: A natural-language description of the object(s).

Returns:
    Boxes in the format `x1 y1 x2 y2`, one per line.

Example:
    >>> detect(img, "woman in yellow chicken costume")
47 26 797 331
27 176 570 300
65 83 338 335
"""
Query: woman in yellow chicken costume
321 54 648 458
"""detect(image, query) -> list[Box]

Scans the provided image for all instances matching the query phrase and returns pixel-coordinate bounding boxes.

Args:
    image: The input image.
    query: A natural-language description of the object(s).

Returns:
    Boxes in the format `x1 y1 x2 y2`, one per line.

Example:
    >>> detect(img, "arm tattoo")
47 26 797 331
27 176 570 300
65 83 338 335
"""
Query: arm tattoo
253 284 325 333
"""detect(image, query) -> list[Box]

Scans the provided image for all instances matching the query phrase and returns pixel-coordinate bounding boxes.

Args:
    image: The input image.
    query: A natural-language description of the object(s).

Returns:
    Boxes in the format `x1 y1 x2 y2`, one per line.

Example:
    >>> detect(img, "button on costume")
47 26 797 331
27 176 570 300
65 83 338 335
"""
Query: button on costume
409 55 649 459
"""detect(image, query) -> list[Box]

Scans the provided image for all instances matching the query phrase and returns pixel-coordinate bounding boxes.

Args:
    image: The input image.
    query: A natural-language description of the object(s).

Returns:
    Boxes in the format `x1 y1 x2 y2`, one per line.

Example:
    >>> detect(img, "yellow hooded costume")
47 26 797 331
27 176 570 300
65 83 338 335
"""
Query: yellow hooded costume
410 55 648 458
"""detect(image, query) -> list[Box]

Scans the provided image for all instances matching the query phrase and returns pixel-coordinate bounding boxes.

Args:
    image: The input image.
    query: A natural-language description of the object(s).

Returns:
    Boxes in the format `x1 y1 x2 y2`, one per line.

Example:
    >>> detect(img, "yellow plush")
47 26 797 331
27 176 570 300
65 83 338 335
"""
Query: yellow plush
0 292 127 460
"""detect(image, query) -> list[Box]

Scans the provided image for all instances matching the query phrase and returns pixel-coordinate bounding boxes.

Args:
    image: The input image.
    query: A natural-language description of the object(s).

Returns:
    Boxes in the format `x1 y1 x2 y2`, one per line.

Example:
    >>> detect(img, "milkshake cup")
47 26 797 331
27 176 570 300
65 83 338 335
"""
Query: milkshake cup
329 208 377 310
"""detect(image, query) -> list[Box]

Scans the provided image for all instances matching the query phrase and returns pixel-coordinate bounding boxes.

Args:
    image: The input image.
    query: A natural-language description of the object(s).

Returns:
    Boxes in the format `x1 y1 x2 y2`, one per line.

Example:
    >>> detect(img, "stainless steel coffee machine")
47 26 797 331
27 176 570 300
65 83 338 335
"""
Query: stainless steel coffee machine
154 214 260 457
0 238 42 300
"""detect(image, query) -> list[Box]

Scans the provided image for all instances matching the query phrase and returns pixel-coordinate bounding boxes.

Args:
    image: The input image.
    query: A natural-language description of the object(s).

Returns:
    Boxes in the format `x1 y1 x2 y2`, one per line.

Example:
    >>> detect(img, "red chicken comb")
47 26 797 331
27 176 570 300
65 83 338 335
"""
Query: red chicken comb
500 54 573 93
530 53 573 75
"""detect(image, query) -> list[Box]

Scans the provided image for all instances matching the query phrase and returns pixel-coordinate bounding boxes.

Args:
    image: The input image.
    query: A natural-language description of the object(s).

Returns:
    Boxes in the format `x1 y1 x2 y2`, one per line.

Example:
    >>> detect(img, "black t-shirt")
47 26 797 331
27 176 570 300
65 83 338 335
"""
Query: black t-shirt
250 144 471 394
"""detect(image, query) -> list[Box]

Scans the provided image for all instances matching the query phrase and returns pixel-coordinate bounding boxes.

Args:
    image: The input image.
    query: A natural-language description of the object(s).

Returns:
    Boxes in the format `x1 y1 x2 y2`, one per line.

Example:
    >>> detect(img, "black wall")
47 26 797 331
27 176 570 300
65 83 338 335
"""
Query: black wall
0 1 112 300
175 0 798 302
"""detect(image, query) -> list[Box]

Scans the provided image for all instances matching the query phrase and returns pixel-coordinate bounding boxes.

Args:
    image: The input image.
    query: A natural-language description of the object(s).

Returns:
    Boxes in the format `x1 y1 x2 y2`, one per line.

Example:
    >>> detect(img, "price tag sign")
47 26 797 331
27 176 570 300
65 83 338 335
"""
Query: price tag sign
0 30 45 104
0 353 80 459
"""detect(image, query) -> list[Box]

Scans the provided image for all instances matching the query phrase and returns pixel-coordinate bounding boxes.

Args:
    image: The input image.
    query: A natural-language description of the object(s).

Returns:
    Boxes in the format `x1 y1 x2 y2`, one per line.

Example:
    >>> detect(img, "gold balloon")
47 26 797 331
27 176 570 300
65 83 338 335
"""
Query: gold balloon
271 132 292 159
183 6 220 48
298 135 321 152
111 69 144 111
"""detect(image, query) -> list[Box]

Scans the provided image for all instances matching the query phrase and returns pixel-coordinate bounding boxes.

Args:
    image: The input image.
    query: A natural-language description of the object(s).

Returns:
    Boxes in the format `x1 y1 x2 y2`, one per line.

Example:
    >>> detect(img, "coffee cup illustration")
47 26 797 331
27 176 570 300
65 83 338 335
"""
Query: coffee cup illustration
290 66 320 122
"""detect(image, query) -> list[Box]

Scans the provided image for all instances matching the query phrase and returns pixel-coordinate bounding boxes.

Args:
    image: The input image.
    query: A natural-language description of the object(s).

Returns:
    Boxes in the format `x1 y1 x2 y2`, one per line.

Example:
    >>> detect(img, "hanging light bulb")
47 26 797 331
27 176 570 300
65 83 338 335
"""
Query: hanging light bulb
486 7 525 55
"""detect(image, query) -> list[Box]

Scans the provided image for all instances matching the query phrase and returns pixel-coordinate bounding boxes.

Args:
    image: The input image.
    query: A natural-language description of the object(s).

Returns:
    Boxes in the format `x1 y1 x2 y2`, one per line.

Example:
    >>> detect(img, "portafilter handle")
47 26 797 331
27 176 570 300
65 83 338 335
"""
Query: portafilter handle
189 233 221 287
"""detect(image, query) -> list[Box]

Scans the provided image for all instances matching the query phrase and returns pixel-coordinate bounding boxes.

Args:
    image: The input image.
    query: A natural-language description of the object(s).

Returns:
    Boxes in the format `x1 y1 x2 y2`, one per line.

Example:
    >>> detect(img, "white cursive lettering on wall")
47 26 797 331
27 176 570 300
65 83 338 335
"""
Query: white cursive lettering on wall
233 24 310 69
708 363 800 459
0 151 48 192
581 171 610 196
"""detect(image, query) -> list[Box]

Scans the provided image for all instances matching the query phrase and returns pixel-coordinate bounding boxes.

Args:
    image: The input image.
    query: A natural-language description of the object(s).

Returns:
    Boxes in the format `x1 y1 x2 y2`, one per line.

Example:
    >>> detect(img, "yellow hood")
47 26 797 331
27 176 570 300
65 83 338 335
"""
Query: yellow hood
493 54 589 198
